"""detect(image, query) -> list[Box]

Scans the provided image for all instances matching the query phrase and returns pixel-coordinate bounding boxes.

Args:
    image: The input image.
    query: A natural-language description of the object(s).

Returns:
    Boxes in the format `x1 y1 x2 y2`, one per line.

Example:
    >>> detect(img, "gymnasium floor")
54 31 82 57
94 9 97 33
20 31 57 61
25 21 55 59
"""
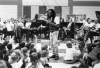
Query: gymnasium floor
36 39 80 68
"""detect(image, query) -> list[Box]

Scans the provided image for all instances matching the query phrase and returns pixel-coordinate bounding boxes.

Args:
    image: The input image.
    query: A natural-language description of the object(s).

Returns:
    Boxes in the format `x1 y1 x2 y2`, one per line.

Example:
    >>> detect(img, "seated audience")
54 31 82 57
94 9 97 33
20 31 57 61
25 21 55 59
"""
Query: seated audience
9 50 24 68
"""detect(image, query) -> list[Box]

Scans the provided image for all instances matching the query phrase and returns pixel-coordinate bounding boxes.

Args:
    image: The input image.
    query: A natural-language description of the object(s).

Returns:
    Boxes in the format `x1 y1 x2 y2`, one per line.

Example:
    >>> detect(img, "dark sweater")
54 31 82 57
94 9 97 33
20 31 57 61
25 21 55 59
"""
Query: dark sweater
88 46 100 60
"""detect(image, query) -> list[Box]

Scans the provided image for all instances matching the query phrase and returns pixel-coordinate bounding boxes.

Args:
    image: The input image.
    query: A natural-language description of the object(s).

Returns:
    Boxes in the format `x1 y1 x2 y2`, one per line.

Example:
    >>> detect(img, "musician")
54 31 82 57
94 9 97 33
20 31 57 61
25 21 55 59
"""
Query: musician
25 19 31 42
14 20 21 43
45 9 59 60
47 9 56 23
5 19 15 39
94 20 100 31
63 18 73 38
84 19 99 43
83 18 95 30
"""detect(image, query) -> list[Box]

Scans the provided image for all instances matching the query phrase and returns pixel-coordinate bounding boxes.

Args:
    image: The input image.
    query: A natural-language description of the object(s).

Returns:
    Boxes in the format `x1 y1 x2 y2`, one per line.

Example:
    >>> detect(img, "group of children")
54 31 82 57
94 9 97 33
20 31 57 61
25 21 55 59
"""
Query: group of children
65 37 100 68
0 38 51 68
0 30 100 68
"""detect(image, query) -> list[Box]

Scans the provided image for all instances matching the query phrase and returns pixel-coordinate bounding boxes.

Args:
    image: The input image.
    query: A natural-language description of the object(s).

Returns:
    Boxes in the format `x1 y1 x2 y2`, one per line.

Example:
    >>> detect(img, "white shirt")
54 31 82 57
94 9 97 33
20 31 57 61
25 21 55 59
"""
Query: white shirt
40 57 48 64
11 59 23 68
25 22 31 28
67 22 72 30
64 47 81 60
26 62 44 68
95 23 100 30
5 22 14 31
54 16 60 24
18 22 24 28
84 21 94 27
94 63 100 68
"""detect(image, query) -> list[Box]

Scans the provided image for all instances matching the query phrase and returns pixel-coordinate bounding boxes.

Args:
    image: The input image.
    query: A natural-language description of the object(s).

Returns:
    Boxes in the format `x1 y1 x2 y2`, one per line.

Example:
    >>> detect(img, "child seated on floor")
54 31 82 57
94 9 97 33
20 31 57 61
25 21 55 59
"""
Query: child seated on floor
64 41 81 64
40 45 49 65
26 52 44 68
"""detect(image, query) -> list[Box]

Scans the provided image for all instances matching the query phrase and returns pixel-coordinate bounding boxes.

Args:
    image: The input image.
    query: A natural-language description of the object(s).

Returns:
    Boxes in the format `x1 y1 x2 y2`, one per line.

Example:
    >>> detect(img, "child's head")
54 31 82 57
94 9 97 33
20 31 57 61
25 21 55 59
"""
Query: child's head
25 43 31 50
30 52 38 63
44 64 51 68
41 50 48 57
66 41 72 48
9 51 21 63
78 42 85 50
21 47 28 54
30 48 37 55
30 43 35 50
19 42 25 48
41 45 48 50
7 44 12 50
77 37 84 42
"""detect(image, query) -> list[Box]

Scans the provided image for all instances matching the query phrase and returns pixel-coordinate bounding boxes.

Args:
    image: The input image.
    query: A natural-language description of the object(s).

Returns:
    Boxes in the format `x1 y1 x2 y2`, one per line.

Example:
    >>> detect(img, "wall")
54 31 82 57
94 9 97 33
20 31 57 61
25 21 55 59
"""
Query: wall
69 0 100 19
73 0 100 1
22 0 69 20
0 0 100 20
0 0 22 20
0 5 17 21
22 0 68 6
73 6 100 19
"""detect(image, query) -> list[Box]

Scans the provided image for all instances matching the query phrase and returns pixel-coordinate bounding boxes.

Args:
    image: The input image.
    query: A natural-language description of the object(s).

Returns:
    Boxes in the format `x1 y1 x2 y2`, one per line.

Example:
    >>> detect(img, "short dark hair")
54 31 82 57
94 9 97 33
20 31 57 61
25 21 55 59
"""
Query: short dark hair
30 48 37 55
25 43 31 49
44 64 50 67
19 42 25 48
7 44 12 50
30 43 35 50
41 45 48 50
30 53 38 62
77 37 84 41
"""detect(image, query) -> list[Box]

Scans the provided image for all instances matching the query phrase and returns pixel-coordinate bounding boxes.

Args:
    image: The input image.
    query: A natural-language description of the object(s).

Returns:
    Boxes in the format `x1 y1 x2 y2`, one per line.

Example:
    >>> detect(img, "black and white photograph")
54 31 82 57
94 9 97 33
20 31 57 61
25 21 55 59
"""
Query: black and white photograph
0 0 100 68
